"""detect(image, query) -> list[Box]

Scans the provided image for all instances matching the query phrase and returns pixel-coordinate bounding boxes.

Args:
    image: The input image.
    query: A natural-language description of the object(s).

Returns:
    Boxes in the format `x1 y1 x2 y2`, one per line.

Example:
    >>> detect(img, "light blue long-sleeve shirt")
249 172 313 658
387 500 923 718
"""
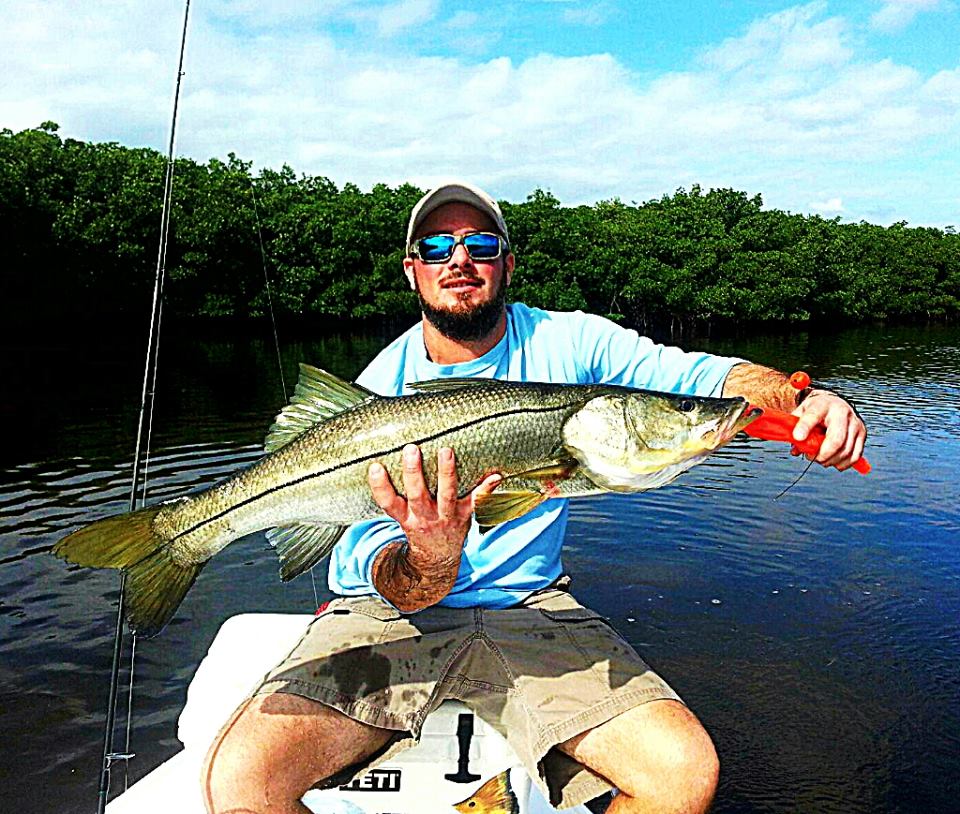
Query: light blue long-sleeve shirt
327 303 741 609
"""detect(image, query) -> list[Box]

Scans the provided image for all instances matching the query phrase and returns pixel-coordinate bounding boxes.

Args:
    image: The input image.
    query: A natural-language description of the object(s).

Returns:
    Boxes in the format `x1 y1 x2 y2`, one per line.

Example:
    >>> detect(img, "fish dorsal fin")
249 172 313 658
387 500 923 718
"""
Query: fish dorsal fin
408 378 499 393
265 364 375 453
266 522 348 582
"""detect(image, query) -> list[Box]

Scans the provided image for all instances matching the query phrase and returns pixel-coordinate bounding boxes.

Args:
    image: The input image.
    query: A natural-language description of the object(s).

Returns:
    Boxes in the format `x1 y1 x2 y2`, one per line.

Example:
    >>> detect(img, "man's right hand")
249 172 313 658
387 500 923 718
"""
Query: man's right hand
368 444 501 612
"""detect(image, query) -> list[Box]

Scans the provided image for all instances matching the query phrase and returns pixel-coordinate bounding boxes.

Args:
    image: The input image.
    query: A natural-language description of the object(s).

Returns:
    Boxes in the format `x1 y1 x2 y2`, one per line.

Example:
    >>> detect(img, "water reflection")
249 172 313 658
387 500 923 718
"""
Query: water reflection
0 324 958 813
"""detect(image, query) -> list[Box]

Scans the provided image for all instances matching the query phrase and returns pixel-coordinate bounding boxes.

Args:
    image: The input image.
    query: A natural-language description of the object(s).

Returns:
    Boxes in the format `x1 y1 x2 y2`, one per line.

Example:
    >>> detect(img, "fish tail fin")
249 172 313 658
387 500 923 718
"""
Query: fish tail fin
54 506 168 569
123 548 203 637
53 505 201 637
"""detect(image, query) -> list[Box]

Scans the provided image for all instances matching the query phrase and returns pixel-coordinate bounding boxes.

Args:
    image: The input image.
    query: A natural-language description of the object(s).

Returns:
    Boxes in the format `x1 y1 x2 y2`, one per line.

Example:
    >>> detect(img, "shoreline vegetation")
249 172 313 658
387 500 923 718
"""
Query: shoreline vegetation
3 123 958 337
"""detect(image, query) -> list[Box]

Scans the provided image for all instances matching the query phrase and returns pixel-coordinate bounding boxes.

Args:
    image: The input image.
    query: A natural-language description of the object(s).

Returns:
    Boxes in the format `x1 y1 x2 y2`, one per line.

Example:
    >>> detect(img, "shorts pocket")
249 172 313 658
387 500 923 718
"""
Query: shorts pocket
338 595 403 622
538 606 623 639
536 607 637 680
538 606 606 622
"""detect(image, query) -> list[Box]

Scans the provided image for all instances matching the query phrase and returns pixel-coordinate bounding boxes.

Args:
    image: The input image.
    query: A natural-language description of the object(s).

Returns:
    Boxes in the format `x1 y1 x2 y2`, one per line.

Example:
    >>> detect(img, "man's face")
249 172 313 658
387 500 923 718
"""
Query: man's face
404 202 514 341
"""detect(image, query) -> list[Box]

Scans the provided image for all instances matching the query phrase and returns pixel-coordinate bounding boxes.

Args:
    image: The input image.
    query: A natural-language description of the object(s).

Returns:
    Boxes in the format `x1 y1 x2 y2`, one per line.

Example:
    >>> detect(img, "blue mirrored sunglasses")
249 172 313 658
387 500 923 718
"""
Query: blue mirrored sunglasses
411 232 506 263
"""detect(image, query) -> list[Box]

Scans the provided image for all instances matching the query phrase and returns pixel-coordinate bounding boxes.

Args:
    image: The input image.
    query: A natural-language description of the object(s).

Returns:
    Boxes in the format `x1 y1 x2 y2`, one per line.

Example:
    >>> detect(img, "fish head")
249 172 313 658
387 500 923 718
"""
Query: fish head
563 391 760 492
624 391 759 456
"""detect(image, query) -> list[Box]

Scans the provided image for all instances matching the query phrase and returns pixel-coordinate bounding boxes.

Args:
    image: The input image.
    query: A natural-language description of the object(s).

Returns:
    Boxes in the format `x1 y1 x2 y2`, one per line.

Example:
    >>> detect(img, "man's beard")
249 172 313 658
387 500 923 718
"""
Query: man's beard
417 275 507 342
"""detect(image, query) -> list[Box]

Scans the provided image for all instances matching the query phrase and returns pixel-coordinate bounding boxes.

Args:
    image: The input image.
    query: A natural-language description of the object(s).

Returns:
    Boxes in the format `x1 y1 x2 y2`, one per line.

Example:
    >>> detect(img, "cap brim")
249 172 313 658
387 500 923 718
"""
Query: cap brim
406 181 509 252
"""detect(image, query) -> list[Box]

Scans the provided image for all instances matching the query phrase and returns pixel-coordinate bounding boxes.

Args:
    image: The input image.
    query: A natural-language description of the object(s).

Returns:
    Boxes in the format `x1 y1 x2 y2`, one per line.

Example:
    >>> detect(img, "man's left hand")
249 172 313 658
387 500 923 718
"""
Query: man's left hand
791 390 867 471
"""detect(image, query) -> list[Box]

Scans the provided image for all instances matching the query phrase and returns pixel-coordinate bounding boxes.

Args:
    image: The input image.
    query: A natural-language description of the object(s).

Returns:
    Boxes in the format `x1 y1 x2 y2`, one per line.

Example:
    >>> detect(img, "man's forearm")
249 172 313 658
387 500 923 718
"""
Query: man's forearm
371 540 461 613
721 362 810 411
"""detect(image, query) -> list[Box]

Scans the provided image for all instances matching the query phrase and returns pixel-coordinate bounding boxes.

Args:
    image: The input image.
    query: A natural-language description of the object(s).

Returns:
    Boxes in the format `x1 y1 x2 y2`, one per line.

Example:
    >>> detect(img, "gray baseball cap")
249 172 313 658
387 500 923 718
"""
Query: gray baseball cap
406 180 509 254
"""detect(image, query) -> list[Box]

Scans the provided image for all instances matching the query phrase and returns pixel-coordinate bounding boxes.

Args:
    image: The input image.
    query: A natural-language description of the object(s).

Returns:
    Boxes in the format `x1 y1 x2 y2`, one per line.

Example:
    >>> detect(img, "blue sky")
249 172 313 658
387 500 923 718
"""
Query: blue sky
2 0 958 226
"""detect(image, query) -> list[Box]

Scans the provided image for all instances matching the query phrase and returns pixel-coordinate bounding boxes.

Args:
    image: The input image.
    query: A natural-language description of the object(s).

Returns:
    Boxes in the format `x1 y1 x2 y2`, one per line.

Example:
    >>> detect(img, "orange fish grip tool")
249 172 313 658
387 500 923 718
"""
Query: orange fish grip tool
742 370 871 474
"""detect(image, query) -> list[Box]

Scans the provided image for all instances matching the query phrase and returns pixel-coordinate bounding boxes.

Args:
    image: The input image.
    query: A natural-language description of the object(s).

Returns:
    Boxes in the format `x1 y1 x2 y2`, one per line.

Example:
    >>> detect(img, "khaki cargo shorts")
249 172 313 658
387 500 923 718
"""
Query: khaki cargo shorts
256 585 682 809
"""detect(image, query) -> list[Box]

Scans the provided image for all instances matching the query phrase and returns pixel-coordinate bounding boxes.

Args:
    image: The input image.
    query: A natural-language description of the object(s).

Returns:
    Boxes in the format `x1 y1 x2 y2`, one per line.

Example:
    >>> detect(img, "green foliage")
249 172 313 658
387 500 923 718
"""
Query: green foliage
2 124 958 330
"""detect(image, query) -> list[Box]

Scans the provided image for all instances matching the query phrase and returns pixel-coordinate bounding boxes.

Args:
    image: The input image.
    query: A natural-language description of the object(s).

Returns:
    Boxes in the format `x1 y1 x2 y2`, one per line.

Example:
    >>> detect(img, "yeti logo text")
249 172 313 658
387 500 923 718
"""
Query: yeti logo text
339 769 402 792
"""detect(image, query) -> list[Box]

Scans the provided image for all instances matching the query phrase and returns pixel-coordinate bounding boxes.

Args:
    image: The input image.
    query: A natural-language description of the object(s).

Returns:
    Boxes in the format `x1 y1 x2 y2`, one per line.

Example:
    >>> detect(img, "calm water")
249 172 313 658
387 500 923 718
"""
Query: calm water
1 324 958 813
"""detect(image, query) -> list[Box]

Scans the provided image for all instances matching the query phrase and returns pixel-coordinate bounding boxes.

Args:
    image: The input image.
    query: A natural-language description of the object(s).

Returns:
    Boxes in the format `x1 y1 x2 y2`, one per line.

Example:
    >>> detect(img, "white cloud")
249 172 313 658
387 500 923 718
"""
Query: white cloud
1 1 187 142
703 2 851 74
447 10 481 28
1 1 958 225
562 2 615 27
922 67 960 106
204 0 355 25
810 197 845 215
870 0 949 33
367 0 441 38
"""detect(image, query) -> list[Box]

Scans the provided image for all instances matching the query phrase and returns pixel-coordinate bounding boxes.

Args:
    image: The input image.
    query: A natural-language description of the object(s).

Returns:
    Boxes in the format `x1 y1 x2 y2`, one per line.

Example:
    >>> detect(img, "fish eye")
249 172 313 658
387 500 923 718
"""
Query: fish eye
679 398 696 413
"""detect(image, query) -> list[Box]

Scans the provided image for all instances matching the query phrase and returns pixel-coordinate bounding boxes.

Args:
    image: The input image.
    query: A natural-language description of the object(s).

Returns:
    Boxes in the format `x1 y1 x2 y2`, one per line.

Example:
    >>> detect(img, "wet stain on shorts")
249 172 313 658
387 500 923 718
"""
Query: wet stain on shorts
329 646 391 698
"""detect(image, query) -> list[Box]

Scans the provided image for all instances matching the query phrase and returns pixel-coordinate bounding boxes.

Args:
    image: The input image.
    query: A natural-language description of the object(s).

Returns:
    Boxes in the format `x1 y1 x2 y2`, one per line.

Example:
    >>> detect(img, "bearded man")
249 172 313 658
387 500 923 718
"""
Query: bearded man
202 181 866 814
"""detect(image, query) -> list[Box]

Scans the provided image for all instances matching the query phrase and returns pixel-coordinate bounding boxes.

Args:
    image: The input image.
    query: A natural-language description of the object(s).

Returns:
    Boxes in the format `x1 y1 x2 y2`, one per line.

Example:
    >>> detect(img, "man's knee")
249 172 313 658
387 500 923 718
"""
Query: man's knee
201 696 279 812
651 704 718 806
201 693 392 814
561 699 719 813
618 700 718 809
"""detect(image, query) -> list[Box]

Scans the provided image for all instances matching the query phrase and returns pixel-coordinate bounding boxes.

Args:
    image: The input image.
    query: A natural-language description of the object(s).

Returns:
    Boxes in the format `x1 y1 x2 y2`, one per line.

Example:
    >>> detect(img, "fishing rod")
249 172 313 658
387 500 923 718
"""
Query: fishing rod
96 2 192 811
248 176 323 608
248 177 289 403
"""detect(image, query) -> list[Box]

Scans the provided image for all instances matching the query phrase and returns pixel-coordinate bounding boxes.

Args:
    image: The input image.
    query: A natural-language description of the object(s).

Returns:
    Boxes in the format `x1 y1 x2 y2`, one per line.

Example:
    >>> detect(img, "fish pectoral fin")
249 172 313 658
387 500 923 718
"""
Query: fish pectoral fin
474 490 547 528
267 522 348 582
474 460 579 527
504 459 579 482
264 364 377 453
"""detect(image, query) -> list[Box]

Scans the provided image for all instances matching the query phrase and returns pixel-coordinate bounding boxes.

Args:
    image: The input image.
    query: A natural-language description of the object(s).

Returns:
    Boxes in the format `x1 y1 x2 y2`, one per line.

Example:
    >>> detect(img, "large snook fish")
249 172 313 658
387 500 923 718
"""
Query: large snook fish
54 364 760 636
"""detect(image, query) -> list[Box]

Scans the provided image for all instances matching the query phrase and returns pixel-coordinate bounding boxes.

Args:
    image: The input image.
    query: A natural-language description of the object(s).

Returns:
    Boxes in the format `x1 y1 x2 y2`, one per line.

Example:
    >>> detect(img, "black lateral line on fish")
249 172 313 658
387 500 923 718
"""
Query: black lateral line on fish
170 400 585 542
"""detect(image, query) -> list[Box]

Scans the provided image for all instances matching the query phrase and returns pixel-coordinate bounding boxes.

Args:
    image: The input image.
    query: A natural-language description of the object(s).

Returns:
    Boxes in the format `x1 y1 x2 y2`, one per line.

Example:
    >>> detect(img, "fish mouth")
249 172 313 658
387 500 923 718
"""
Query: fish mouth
697 402 762 449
